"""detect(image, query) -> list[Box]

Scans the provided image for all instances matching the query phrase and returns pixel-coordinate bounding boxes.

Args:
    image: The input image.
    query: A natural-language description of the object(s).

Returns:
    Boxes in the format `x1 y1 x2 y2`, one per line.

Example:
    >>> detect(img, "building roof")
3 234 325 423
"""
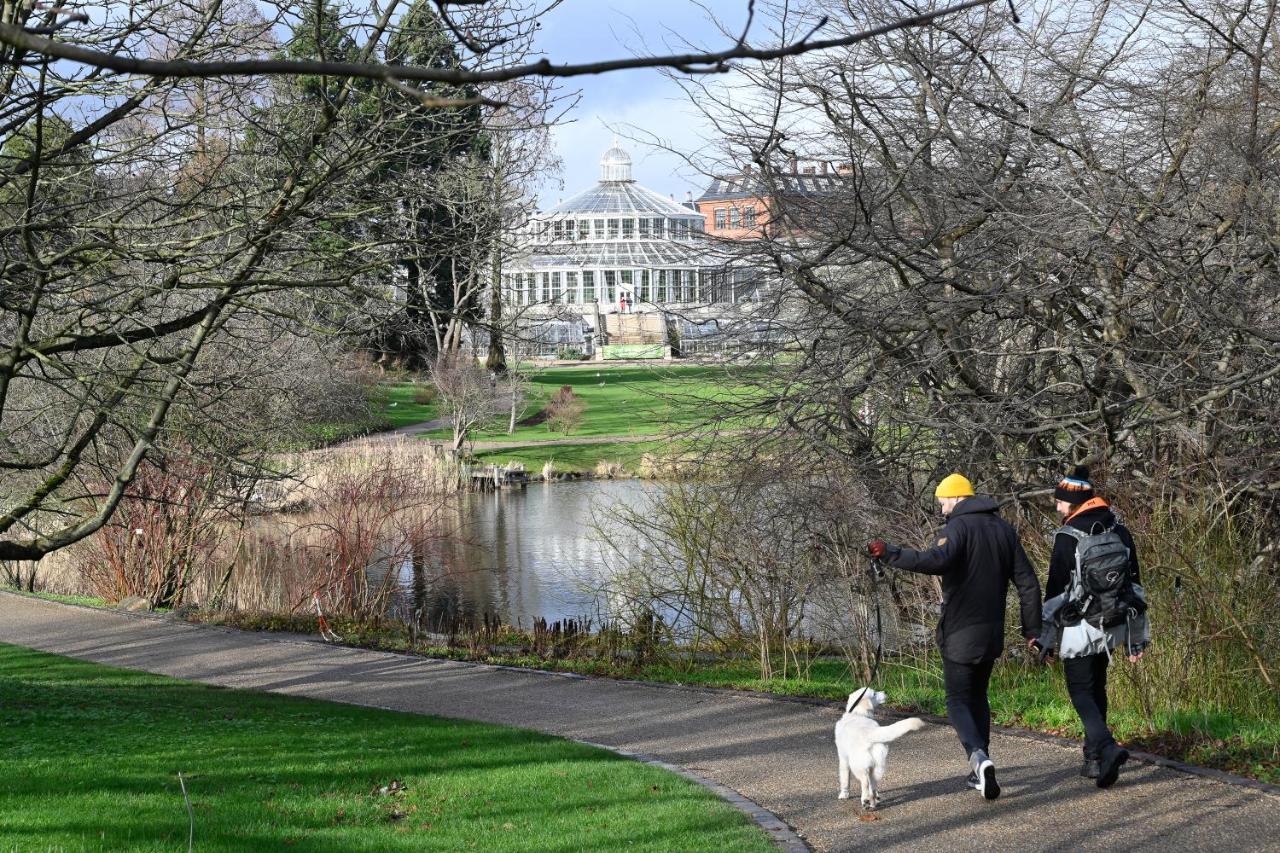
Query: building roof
546 181 701 217
512 239 726 270
695 172 845 203
507 143 722 273
545 141 703 218
599 141 632 182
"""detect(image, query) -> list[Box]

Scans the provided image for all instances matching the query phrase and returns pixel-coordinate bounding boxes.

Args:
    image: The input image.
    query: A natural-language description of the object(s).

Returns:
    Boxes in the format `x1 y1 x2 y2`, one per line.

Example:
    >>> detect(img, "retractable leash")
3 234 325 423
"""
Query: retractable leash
848 556 887 712
312 591 342 643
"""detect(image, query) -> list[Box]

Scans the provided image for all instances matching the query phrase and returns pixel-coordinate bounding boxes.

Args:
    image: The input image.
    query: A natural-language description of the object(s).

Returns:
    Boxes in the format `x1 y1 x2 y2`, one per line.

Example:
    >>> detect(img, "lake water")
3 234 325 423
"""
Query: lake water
366 477 914 648
387 479 655 630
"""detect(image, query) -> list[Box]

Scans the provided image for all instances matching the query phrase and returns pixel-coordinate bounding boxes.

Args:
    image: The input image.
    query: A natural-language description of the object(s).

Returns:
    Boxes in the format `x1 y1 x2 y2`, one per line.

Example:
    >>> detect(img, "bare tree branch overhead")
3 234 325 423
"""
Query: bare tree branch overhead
0 0 1000 86
0 0 1024 563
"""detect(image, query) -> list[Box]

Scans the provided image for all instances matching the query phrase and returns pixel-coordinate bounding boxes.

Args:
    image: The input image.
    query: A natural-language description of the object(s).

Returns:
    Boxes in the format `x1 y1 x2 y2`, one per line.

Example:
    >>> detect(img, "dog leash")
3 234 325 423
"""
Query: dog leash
312 591 342 643
849 556 886 711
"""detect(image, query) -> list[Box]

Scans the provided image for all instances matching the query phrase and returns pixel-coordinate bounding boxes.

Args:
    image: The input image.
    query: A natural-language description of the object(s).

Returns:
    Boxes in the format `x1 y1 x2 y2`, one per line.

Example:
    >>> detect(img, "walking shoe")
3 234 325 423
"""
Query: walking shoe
1096 744 1128 789
965 771 981 790
970 750 1000 800
1080 758 1101 779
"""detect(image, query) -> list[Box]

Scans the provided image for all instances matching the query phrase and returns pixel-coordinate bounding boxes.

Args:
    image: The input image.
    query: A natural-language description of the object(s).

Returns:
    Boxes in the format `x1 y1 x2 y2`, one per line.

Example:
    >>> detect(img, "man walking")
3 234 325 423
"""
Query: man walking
1040 466 1147 789
869 473 1042 800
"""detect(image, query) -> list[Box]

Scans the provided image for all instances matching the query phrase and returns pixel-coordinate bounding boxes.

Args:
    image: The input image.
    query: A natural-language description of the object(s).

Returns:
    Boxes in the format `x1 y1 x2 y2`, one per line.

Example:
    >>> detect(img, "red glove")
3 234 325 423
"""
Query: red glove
867 540 888 559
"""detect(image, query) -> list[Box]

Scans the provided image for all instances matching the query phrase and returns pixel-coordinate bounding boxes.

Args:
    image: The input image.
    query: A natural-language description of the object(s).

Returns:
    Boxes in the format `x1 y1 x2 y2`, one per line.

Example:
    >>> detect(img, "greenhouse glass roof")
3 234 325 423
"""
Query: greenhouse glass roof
515 240 724 269
543 141 702 218
546 182 699 217
507 143 725 272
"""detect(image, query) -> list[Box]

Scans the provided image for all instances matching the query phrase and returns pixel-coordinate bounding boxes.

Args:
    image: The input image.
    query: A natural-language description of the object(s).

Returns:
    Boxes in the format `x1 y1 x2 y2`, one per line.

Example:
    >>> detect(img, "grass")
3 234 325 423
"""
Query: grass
3 588 110 608
378 380 442 429
0 643 773 853
421 365 759 443
300 419 391 447
472 440 667 474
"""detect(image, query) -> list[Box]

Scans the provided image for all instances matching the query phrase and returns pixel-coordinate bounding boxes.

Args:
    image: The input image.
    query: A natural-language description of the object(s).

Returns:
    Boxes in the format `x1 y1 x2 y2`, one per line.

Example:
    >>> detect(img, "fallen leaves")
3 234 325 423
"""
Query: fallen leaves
372 780 407 797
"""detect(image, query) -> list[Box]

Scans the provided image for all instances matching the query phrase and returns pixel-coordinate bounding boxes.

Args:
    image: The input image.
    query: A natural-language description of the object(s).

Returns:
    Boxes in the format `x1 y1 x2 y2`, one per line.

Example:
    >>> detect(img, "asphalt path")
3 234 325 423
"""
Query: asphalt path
2 593 1276 852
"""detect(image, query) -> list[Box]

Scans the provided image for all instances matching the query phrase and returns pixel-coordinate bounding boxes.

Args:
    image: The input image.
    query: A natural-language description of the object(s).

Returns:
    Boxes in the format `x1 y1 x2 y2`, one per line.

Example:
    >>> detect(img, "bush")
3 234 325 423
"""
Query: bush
595 460 624 479
558 347 588 361
546 386 587 435
412 383 439 406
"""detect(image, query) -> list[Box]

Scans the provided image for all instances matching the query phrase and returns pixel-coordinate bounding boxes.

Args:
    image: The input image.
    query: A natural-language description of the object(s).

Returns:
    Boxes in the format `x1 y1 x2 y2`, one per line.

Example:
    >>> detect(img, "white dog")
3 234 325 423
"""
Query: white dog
834 688 926 809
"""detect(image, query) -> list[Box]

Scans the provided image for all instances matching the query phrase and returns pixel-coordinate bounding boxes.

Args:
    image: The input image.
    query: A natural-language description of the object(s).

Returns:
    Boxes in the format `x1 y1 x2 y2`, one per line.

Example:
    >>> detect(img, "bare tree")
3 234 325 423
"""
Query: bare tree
672 0 1280 514
431 352 505 456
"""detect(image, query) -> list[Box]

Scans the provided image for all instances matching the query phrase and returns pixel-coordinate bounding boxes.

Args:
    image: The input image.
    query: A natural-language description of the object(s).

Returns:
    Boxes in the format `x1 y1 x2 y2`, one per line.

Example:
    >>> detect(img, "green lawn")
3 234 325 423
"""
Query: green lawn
422 365 760 443
0 644 772 852
378 380 442 428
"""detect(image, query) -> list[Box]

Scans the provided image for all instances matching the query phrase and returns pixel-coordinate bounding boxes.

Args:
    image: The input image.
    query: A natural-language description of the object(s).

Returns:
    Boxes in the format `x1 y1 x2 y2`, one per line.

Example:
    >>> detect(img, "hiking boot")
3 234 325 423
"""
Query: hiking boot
1096 744 1129 789
970 750 1000 800
1080 758 1101 779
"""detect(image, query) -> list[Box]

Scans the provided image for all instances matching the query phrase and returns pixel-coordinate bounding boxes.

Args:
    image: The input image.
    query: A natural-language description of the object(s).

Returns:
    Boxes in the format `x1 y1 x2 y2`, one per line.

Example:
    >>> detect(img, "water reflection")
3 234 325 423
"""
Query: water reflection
384 479 655 630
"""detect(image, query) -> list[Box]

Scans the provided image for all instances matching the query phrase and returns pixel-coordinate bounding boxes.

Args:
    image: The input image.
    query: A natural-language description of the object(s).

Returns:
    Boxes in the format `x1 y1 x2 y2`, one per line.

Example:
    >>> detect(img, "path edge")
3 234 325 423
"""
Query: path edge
575 740 811 852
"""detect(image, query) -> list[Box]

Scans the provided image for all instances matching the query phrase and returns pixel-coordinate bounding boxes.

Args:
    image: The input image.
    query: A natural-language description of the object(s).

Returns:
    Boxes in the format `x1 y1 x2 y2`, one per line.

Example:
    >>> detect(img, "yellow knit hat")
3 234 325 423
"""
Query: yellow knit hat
934 473 975 499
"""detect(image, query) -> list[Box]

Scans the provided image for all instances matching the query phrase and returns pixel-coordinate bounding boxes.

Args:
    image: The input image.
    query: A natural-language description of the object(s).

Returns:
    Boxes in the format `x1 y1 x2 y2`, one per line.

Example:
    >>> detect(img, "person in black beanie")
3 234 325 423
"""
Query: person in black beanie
1045 466 1144 788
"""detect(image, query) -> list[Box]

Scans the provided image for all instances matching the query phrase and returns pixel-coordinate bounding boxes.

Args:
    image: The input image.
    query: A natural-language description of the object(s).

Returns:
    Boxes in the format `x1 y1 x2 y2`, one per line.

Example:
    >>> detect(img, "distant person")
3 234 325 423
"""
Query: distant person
1037 466 1149 789
869 473 1042 800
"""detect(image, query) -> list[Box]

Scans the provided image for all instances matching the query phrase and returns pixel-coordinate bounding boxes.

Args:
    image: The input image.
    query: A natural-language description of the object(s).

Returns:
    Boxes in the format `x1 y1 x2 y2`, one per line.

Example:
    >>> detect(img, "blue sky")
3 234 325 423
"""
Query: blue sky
530 1 749 208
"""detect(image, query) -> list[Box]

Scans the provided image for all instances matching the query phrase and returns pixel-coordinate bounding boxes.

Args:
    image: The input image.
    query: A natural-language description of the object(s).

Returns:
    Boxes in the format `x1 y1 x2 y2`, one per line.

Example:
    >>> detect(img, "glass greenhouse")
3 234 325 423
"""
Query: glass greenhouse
502 144 752 316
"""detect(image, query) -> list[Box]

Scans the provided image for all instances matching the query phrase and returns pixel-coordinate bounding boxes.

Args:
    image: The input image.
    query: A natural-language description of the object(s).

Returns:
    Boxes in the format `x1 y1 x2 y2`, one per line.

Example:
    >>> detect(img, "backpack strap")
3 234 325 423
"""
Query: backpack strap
1055 525 1087 543
1055 526 1089 605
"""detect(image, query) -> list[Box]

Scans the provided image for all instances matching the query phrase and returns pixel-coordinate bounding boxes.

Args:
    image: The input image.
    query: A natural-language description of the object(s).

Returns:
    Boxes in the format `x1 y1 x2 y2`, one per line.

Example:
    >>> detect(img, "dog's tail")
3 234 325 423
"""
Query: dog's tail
866 717 926 744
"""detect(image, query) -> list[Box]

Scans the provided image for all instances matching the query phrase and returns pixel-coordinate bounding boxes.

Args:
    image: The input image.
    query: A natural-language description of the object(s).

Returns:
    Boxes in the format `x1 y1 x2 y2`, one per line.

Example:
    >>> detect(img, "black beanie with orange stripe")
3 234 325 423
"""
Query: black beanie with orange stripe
1055 465 1094 504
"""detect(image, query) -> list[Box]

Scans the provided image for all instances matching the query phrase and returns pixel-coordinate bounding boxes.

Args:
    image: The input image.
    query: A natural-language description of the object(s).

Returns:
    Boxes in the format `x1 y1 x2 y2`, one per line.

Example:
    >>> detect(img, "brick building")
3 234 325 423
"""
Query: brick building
693 162 849 240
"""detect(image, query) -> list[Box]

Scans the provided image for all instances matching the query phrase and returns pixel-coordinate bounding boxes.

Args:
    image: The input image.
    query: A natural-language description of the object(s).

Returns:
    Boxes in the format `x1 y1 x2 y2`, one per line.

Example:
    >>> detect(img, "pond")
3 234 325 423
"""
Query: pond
374 477 917 649
386 479 654 631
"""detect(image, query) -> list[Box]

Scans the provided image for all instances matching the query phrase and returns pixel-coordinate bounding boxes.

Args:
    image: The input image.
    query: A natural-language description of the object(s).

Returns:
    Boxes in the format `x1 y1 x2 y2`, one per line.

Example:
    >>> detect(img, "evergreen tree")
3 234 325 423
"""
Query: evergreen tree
377 1 490 368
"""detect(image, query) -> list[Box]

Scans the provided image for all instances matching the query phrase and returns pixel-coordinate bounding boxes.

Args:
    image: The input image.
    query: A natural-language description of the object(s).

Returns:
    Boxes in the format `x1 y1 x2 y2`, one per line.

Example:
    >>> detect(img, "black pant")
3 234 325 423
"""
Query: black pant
942 657 994 759
1062 653 1116 758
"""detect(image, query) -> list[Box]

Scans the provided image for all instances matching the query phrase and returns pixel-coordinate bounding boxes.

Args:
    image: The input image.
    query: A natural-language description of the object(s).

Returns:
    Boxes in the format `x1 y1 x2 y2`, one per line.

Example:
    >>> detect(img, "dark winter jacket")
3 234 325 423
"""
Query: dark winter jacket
885 496 1043 664
1045 498 1141 602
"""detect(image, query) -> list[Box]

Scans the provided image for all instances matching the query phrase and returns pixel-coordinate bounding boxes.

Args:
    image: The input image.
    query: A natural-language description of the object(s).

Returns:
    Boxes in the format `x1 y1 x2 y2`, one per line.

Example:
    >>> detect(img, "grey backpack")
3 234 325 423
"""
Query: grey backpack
1057 525 1132 627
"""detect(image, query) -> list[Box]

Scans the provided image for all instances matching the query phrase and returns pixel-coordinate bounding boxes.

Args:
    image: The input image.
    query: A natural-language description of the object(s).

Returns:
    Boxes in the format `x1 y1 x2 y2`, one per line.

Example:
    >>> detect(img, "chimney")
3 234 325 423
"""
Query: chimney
685 191 694 204
789 156 798 173
820 161 829 175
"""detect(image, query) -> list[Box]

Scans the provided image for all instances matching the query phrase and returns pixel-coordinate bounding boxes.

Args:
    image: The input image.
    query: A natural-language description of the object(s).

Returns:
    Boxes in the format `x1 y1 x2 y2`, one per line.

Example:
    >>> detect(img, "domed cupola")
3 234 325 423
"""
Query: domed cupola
600 139 633 182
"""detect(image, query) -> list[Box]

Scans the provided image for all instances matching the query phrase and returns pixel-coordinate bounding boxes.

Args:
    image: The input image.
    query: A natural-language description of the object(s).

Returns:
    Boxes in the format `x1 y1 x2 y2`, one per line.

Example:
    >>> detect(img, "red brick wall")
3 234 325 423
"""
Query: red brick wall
695 196 771 240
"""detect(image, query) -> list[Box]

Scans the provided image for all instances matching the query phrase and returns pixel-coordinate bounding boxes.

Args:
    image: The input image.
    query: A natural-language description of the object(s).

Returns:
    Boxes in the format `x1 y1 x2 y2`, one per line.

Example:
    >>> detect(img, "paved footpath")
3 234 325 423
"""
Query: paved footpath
2 593 1277 852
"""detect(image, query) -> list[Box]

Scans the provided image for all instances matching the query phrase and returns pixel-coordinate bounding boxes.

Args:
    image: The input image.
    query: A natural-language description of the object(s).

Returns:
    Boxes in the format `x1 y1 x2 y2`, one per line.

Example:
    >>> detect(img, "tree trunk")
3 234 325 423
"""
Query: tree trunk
486 266 507 373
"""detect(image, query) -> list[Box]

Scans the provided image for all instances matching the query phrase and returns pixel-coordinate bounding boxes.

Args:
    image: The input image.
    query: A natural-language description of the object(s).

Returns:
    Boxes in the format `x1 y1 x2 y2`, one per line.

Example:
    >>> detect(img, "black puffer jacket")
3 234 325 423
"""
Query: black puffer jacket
885 496 1042 664
1045 499 1141 602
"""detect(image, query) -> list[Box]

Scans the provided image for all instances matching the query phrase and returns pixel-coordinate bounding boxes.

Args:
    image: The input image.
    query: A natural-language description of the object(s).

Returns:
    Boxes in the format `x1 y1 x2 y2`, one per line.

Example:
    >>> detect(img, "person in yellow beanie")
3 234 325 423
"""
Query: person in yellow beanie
868 473 1041 801
934 472 975 500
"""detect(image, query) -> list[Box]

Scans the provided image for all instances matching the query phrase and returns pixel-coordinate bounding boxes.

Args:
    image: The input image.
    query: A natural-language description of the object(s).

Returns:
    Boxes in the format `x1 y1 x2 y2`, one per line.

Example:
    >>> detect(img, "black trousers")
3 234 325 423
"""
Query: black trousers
942 657 994 759
1062 653 1116 758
